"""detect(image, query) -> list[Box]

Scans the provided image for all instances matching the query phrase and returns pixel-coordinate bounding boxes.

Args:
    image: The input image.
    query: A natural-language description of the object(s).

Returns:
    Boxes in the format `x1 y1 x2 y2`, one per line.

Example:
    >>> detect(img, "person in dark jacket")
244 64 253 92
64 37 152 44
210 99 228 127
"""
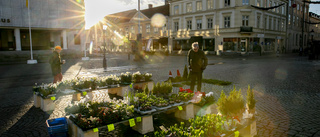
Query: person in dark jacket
49 46 65 83
187 42 208 92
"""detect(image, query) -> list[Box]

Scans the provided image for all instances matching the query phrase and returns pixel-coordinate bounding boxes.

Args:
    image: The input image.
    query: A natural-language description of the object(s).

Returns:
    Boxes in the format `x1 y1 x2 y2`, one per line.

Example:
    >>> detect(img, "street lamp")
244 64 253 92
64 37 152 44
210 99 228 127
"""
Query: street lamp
103 25 108 71
308 29 315 60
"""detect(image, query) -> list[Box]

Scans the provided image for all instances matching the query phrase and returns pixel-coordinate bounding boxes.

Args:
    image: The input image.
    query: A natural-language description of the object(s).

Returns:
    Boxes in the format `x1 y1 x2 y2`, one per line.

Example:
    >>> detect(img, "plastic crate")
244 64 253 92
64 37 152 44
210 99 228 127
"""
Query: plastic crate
46 117 68 137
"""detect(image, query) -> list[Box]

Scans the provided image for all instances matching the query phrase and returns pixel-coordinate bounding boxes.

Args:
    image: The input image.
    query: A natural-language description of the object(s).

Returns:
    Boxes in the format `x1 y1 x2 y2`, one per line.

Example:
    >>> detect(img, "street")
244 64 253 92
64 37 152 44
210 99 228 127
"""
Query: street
0 53 320 137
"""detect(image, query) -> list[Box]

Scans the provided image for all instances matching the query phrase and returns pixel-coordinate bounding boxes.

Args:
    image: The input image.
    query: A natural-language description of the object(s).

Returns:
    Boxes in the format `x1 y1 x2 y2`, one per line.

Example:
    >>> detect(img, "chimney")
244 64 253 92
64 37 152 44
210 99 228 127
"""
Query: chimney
148 4 153 9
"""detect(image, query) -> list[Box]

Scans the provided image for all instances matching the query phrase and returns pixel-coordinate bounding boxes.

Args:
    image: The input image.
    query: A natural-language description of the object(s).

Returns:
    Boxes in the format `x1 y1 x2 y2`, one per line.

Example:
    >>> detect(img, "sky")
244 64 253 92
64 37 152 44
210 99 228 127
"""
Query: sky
84 0 165 29
309 0 320 14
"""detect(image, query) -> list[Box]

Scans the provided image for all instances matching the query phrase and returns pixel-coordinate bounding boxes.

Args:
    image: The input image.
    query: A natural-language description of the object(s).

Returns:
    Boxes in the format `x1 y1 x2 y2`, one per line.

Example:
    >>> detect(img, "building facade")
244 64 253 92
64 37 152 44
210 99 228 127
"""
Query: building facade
308 12 320 42
100 3 170 52
167 0 294 53
0 0 86 51
287 0 310 52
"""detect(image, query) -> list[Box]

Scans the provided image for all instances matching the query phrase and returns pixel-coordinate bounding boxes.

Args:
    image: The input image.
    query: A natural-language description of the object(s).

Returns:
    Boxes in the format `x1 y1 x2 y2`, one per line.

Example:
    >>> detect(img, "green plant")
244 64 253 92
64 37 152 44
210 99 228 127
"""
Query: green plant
38 83 57 98
65 105 80 114
217 91 228 116
144 85 150 96
246 85 256 110
133 71 143 83
120 72 132 84
144 73 152 81
217 87 245 117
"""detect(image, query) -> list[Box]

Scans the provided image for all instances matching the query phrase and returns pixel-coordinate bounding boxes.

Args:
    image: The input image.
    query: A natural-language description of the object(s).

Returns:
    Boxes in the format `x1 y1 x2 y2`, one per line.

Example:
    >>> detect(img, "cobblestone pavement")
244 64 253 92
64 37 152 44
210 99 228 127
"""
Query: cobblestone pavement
1 53 320 137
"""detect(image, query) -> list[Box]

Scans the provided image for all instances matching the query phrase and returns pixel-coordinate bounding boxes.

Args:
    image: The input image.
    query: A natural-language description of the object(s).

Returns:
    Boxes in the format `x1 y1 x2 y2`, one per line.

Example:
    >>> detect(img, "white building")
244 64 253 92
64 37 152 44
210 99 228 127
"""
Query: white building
167 0 307 53
0 0 86 51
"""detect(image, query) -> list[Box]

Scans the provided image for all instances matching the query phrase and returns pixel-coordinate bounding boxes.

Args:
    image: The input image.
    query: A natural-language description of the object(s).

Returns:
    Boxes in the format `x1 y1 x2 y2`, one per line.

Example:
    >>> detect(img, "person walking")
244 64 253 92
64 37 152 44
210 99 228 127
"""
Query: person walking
49 46 65 83
187 42 208 92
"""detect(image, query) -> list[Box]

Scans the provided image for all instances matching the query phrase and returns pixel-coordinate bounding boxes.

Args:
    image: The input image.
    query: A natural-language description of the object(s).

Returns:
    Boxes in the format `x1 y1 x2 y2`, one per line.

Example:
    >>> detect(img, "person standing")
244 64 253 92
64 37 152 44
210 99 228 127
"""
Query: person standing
49 46 65 83
187 42 208 92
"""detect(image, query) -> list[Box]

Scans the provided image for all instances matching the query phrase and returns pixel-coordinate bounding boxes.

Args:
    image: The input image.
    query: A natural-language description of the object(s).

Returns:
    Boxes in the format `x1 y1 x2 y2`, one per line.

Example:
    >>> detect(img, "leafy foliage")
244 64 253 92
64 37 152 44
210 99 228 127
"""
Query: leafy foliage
246 85 256 109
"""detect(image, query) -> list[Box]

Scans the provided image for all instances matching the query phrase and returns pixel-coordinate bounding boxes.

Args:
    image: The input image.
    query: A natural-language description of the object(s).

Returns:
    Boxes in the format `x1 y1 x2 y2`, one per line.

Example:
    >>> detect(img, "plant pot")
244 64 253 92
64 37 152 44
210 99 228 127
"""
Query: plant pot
68 118 99 137
133 81 153 90
174 103 194 120
108 86 121 94
40 97 55 112
238 119 257 137
72 93 81 101
246 103 256 117
33 93 41 108
132 115 154 134
117 86 129 97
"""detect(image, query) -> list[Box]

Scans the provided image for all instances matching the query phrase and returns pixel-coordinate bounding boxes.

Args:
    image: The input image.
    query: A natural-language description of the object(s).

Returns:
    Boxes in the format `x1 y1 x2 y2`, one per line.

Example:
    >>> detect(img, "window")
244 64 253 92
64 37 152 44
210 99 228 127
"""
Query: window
187 20 192 30
257 0 260 7
278 20 280 31
289 0 291 7
297 4 299 10
281 20 284 31
187 3 192 13
196 1 202 11
225 0 230 7
273 20 276 30
174 5 179 15
174 22 179 31
273 2 276 12
196 19 202 29
74 34 80 45
154 27 158 33
293 15 295 26
243 0 249 5
242 15 249 26
264 17 267 29
224 16 230 28
296 17 299 27
257 16 260 28
207 18 213 29
146 24 150 33
131 26 135 33
269 18 272 30
288 14 291 25
125 27 129 36
207 0 213 9
269 1 271 7
163 24 167 32
139 26 142 33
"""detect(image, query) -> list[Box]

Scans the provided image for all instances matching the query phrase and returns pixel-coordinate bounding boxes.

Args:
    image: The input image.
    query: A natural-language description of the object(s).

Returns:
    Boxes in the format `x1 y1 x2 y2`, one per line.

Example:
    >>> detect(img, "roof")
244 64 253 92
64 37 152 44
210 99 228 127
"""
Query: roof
104 4 169 24
140 4 170 18
105 9 138 24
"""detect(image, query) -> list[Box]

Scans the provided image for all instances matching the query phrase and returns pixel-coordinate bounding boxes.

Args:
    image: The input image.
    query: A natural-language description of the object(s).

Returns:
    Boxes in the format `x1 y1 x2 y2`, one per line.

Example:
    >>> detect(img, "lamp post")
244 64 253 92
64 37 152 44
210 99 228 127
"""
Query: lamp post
103 25 108 71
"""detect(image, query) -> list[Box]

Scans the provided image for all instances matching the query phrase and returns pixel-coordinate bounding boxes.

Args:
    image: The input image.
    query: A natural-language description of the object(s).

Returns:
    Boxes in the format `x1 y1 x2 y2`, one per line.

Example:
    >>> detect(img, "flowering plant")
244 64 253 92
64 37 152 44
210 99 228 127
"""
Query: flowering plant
120 72 132 84
132 71 143 83
144 73 152 81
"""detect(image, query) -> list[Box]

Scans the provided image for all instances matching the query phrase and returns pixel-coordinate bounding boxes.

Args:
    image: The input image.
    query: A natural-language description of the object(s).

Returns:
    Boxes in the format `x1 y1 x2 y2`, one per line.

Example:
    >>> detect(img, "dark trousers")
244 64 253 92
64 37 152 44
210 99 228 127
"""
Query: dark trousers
190 71 202 92
53 73 63 83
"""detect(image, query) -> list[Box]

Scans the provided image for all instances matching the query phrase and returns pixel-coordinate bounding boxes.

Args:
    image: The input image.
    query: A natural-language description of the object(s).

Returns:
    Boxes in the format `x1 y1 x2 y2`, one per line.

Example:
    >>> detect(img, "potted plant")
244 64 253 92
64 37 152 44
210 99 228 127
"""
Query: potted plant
144 73 152 81
246 85 256 116
133 71 143 83
217 88 245 127
120 72 132 84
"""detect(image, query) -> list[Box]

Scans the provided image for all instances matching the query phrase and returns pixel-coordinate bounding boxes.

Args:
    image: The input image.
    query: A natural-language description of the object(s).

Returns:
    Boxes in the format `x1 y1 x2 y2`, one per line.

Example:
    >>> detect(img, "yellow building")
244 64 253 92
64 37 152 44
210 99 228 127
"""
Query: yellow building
102 3 170 52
